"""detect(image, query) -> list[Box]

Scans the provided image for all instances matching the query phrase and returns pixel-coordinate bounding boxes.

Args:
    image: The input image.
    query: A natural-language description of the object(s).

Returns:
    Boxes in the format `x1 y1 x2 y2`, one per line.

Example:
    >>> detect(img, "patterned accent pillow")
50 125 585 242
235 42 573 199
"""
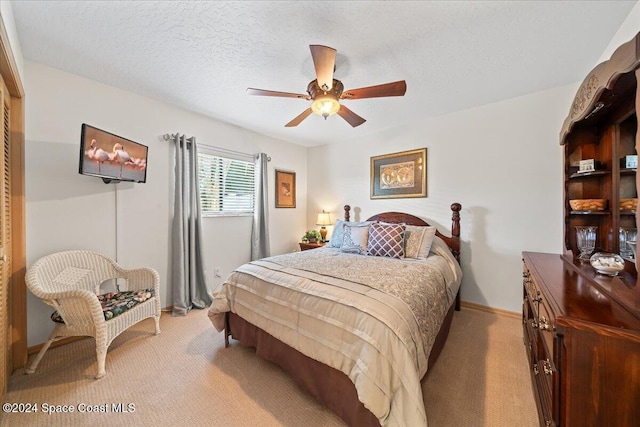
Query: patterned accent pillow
367 223 406 258
405 225 437 259
326 219 346 248
341 224 370 254
327 220 372 248
417 226 437 259
404 225 426 258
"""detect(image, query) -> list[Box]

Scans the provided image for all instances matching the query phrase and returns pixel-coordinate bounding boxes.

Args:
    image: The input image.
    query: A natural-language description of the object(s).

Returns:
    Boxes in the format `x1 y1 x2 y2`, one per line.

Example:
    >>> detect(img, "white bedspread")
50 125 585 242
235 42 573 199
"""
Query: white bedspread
208 245 461 427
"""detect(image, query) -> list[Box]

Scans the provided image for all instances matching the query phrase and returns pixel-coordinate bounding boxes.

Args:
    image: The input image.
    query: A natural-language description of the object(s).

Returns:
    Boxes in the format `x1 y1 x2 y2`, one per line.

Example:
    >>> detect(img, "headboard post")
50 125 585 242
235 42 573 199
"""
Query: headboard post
450 203 462 263
451 203 461 237
344 205 351 222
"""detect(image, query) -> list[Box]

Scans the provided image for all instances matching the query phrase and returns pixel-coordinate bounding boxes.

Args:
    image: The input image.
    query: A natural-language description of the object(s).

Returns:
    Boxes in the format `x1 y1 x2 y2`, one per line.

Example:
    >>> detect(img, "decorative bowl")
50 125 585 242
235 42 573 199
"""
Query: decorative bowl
569 199 607 211
589 252 625 276
620 198 638 211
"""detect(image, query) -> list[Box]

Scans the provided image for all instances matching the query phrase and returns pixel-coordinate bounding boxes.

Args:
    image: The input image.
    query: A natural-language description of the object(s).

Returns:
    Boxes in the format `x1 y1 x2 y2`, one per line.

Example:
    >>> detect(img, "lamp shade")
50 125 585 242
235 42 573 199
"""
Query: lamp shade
316 211 331 226
311 96 340 118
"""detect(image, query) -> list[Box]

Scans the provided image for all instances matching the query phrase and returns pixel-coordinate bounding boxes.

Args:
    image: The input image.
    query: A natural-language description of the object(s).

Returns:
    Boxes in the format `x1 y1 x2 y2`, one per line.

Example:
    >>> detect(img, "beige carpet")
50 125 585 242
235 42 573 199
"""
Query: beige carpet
2 308 538 427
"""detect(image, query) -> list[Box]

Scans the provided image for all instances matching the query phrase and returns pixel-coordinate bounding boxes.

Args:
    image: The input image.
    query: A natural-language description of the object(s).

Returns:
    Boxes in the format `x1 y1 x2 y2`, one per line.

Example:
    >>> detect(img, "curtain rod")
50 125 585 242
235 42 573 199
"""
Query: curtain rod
163 133 193 142
163 134 270 161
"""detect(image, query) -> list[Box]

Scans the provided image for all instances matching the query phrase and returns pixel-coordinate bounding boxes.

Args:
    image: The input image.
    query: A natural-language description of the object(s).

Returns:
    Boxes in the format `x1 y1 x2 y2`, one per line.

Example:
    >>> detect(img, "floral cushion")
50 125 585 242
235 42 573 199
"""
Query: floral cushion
51 288 155 324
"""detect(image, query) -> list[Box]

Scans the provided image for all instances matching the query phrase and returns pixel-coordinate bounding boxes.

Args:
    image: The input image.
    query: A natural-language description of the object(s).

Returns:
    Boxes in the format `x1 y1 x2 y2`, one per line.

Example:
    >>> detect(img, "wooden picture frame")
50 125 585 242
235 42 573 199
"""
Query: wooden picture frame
370 148 427 199
275 169 296 208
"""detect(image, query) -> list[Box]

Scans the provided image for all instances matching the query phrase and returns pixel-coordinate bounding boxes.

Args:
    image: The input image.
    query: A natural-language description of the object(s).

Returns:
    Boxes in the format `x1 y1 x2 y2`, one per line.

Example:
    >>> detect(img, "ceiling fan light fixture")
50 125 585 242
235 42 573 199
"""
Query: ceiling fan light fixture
247 45 405 128
311 95 340 119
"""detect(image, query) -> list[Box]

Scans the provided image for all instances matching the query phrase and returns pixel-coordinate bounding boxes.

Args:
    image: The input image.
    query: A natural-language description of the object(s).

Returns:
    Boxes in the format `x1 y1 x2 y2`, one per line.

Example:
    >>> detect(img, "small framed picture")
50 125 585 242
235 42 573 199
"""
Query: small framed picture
370 148 427 199
275 169 296 208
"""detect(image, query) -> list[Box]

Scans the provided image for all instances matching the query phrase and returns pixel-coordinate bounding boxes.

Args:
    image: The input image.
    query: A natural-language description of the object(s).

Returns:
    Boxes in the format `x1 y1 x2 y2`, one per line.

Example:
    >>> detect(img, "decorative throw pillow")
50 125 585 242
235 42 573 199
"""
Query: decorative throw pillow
404 225 426 259
327 220 372 248
417 226 437 259
340 224 370 254
367 223 406 258
404 225 437 259
326 219 346 248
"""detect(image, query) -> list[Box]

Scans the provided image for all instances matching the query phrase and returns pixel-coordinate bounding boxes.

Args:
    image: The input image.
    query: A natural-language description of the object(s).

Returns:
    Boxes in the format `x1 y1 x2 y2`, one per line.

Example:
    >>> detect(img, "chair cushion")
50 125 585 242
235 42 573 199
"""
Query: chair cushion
51 288 155 324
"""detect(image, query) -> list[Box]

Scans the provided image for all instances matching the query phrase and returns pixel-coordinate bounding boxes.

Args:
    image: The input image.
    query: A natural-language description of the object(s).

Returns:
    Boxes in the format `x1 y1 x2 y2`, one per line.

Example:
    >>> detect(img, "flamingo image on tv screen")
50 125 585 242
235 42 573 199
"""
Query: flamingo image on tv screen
79 124 148 183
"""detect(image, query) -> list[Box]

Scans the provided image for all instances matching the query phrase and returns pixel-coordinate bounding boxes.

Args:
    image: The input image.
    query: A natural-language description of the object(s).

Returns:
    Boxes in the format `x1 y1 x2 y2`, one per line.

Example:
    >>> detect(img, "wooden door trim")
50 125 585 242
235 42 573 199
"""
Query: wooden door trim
0 15 27 371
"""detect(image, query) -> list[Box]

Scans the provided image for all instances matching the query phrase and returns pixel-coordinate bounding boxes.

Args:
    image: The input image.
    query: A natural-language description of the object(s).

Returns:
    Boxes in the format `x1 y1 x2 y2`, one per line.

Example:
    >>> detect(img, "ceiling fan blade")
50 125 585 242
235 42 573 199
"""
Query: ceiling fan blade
285 108 313 127
309 45 336 91
247 88 310 99
340 80 407 100
337 105 366 127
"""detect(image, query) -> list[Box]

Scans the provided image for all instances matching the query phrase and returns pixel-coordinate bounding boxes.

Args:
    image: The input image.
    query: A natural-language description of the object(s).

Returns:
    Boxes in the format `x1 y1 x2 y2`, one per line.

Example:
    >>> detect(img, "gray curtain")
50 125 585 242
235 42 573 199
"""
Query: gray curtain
251 153 270 260
171 134 212 316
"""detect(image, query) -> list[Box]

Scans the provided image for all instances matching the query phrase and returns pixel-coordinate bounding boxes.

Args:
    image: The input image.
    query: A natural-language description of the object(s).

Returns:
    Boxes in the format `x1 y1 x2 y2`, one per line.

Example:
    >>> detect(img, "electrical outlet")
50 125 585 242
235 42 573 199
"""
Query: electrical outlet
214 268 221 278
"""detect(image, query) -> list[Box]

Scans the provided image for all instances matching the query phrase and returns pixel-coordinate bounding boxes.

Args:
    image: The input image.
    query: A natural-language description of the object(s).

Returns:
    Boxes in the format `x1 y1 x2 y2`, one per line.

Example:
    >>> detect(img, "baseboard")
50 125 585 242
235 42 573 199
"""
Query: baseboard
27 336 88 356
460 301 521 319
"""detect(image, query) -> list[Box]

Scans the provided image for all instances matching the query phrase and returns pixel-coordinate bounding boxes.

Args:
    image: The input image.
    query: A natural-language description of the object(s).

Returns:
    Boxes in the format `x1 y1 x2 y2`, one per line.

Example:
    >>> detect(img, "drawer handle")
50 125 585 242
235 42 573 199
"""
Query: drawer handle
530 319 539 329
533 363 539 375
539 316 550 331
543 359 553 376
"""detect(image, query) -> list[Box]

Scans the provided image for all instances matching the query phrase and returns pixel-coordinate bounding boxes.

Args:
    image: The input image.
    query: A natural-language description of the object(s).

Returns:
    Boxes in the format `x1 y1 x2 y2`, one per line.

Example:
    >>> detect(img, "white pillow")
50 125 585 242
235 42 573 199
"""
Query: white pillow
327 220 372 248
405 225 437 259
404 226 425 258
340 224 370 255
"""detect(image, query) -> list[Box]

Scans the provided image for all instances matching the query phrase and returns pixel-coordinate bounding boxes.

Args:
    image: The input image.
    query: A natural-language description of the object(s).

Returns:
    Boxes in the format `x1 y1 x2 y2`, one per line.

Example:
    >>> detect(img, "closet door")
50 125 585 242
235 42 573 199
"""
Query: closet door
0 76 11 399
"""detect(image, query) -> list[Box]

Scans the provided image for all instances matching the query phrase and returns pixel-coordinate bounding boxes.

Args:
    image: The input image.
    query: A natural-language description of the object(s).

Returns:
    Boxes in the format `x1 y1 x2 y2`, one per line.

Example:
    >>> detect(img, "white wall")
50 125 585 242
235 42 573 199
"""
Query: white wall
25 61 308 345
598 1 639 62
308 84 574 312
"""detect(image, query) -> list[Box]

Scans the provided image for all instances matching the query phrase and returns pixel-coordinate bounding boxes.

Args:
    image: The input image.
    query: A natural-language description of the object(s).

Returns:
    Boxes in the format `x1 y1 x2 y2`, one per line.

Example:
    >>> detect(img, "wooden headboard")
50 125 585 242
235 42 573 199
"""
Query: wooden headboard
342 203 462 263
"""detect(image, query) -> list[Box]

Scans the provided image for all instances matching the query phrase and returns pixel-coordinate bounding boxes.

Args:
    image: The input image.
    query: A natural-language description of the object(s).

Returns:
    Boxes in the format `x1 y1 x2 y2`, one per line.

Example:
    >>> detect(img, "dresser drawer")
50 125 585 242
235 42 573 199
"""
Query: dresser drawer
523 299 537 365
536 294 556 362
533 361 557 427
523 267 541 315
523 257 560 427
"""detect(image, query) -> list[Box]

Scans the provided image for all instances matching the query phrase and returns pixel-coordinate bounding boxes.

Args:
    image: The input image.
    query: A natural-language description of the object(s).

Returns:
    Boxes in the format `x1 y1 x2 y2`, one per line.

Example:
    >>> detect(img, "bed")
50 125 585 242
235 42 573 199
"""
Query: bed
208 203 462 426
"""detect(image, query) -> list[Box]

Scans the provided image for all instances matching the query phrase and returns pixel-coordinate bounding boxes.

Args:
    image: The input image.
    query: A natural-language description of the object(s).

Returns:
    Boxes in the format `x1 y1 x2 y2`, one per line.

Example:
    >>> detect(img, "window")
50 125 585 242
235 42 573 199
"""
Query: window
198 147 255 217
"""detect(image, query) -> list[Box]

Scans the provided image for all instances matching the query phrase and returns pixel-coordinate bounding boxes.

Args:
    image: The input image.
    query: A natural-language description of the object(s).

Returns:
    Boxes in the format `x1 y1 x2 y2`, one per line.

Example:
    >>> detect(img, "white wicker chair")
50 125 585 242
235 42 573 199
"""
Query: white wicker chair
25 250 161 379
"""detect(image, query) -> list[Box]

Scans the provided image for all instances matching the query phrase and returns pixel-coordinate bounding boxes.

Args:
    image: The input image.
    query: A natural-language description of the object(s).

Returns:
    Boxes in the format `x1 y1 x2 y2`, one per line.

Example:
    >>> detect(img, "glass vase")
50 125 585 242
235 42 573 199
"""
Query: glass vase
619 227 637 259
575 226 597 262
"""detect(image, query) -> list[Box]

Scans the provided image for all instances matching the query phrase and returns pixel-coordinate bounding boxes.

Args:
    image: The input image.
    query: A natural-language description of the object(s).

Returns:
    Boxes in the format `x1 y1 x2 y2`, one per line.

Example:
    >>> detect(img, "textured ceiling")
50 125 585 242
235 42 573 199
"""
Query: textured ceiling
10 1 637 147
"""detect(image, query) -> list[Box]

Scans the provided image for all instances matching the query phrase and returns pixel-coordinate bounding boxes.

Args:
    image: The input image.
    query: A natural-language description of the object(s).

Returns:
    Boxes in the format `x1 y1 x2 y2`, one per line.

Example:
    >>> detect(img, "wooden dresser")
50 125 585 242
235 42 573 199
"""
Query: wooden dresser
522 252 640 427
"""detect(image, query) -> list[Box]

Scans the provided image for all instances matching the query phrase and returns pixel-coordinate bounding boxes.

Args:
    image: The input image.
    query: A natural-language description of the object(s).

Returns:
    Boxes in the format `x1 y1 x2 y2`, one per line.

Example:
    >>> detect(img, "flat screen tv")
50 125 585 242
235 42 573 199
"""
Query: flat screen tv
79 123 148 183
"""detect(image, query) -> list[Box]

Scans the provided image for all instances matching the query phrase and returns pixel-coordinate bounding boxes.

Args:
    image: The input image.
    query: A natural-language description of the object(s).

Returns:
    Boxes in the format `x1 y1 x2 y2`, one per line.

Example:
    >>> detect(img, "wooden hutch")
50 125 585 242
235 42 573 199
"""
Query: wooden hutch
523 32 640 427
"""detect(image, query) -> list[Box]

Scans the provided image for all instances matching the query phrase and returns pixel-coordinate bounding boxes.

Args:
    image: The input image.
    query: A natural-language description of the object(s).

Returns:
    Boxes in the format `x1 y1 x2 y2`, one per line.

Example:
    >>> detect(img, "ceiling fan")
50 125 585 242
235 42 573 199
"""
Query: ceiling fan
247 45 407 128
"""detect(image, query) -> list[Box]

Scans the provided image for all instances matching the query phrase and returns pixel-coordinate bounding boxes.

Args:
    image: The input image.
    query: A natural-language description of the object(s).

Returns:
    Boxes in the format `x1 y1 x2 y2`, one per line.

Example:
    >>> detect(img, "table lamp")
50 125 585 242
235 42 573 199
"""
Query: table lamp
316 210 331 242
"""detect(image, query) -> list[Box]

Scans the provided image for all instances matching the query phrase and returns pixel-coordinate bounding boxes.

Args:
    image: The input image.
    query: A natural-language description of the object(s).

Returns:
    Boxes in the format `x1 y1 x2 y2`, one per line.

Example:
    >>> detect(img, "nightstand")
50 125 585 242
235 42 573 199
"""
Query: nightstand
299 241 326 251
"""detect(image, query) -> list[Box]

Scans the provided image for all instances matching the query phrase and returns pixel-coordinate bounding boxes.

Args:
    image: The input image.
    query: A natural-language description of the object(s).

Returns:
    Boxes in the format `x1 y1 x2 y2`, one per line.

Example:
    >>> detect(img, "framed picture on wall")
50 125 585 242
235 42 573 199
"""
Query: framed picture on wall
370 148 427 199
275 169 296 208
